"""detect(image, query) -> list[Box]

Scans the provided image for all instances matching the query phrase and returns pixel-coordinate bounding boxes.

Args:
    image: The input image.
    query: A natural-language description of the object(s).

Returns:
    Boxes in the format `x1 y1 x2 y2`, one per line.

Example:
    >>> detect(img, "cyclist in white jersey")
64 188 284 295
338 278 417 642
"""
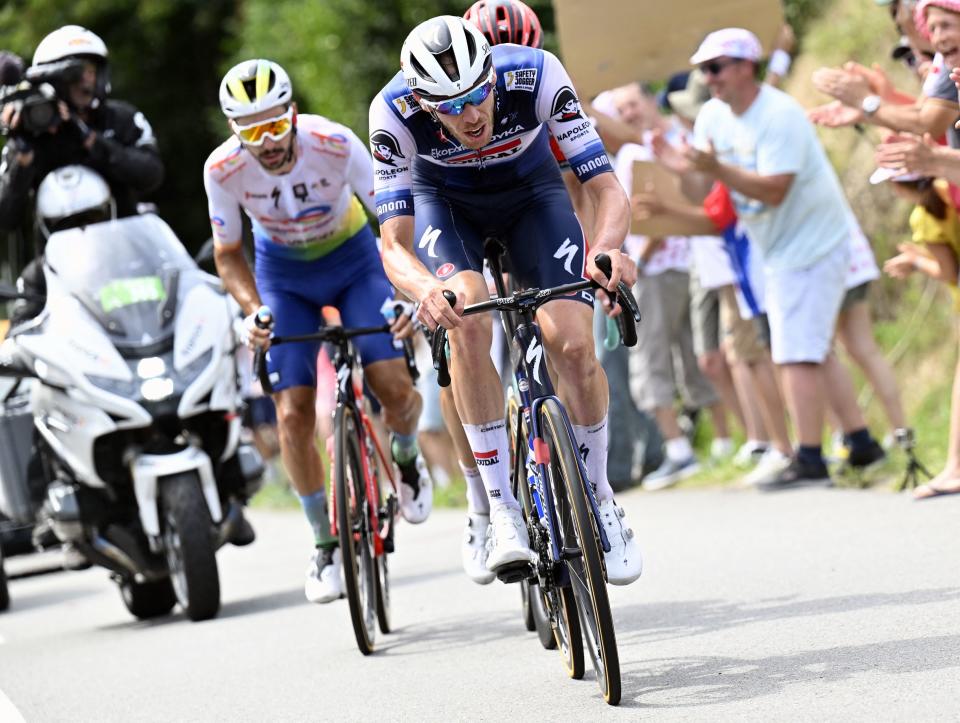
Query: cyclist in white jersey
204 59 432 605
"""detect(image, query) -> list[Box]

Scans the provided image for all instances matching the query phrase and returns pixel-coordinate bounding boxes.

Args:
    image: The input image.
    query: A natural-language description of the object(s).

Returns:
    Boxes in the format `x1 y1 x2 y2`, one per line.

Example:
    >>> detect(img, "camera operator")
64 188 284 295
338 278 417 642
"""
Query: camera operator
0 26 164 323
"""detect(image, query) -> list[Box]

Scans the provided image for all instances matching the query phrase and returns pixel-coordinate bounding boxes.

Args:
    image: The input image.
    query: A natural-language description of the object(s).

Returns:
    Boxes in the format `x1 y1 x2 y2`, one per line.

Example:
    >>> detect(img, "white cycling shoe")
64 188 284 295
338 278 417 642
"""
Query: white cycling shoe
597 499 643 585
461 513 495 585
397 454 433 524
485 506 534 572
304 547 342 604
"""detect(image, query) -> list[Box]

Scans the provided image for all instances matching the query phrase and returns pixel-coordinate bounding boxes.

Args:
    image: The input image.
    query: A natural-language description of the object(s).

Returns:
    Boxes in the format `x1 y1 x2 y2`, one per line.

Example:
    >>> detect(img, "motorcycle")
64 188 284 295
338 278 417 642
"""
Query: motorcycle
0 214 263 621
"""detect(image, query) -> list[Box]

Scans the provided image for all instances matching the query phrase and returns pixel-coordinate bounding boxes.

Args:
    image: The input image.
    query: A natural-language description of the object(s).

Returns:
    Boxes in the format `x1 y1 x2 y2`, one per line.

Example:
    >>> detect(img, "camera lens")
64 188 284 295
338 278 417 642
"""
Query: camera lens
22 97 57 135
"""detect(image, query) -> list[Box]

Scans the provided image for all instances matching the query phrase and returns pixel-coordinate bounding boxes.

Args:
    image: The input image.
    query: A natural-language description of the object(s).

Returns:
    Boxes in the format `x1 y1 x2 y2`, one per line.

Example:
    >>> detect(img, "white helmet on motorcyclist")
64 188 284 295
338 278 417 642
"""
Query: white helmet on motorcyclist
36 165 116 239
401 16 492 100
32 25 111 100
219 59 293 119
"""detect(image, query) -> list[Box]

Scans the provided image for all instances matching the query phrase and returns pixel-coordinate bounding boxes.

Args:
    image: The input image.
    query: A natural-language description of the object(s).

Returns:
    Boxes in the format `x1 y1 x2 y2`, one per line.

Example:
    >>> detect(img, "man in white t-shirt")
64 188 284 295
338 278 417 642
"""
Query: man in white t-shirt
686 28 853 489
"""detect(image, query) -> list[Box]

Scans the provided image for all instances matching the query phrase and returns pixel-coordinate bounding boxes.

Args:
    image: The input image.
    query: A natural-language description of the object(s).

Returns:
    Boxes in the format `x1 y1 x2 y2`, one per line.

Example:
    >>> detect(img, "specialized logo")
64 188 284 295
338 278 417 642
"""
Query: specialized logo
553 237 579 275
551 86 583 122
336 363 350 396
579 442 589 463
437 262 456 278
419 225 442 258
504 68 537 92
475 449 500 467
393 93 421 118
370 130 405 167
525 337 544 384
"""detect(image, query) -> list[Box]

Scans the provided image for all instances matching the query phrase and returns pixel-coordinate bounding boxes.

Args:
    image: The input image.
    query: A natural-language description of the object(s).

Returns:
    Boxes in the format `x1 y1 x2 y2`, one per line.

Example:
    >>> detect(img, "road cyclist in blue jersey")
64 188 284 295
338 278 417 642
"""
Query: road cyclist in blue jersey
369 16 642 585
204 59 433 605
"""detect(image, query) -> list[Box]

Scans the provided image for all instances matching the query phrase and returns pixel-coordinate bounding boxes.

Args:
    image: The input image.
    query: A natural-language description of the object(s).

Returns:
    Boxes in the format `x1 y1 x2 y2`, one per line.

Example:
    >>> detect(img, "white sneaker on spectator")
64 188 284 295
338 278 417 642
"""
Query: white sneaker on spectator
597 499 642 585
461 513 495 584
743 448 791 486
485 506 533 572
643 456 700 491
710 437 735 460
733 440 769 468
304 547 342 604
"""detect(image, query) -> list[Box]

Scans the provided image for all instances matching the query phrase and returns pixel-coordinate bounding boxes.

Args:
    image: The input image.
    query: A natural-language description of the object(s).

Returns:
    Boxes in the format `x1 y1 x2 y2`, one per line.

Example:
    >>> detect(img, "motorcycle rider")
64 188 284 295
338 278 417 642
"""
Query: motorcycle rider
204 59 432 604
0 25 164 324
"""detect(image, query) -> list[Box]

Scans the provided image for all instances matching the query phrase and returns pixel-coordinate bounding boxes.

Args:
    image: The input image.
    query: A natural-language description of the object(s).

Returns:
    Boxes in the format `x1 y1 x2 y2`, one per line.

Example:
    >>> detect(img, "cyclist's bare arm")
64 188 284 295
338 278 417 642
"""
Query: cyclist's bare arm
380 215 463 331
581 172 633 292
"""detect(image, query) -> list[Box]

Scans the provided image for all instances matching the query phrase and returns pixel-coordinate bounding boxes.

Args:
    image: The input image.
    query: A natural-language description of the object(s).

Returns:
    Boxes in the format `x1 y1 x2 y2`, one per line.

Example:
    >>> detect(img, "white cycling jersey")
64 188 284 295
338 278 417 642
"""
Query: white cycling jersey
203 114 376 261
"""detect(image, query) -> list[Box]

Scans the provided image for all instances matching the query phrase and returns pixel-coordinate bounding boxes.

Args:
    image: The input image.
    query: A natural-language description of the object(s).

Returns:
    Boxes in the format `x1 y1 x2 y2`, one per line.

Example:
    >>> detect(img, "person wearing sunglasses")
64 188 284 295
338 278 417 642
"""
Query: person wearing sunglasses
369 15 643 585
204 58 434 606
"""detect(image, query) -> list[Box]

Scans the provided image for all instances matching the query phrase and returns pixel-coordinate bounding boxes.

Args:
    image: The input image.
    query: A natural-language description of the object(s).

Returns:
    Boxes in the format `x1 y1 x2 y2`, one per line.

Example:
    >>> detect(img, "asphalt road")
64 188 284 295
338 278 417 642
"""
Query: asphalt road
1 485 959 721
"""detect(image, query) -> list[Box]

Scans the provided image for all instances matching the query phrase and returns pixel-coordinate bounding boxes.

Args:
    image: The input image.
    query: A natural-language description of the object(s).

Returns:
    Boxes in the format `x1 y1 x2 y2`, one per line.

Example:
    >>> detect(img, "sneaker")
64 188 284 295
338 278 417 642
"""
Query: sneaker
710 437 735 460
597 499 642 585
304 547 342 604
743 447 790 486
755 456 831 492
461 513 495 585
485 506 534 572
396 454 433 524
733 440 769 468
642 456 700 491
847 439 886 469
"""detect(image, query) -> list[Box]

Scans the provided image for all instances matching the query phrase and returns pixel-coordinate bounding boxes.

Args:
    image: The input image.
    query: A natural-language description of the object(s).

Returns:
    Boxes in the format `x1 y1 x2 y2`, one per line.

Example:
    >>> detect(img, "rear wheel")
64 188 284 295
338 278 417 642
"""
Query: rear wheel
334 406 377 654
159 472 220 621
541 398 621 705
119 577 176 620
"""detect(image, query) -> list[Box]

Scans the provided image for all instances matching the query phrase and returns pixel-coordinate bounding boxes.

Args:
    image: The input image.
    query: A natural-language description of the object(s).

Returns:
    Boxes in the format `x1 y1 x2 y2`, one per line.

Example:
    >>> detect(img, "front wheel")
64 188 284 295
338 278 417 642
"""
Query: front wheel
159 472 221 621
541 398 621 705
334 405 377 654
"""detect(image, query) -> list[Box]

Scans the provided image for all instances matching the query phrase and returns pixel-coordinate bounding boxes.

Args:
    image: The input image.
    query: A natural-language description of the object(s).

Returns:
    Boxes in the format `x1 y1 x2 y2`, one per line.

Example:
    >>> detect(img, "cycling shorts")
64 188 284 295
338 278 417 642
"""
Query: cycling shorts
256 225 401 392
411 158 594 307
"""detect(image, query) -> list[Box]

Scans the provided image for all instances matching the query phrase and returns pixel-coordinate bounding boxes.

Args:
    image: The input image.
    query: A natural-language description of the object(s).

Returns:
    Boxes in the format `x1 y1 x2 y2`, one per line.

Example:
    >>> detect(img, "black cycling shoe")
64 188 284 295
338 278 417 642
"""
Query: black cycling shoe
228 510 256 546
756 456 831 492
847 440 886 469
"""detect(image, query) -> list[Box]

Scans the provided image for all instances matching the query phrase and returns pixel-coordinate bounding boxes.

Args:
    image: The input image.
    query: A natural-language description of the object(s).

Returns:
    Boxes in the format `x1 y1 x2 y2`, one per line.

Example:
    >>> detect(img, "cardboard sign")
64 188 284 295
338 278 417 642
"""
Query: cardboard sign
629 161 710 237
553 0 785 98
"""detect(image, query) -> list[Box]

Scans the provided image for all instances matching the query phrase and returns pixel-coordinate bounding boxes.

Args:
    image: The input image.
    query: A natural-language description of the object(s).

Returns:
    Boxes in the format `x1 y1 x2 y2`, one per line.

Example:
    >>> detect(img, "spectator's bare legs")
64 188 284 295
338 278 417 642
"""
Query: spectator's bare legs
730 360 768 442
915 352 960 496
836 301 907 430
822 352 868 432
781 362 827 448
699 348 744 437
752 355 794 455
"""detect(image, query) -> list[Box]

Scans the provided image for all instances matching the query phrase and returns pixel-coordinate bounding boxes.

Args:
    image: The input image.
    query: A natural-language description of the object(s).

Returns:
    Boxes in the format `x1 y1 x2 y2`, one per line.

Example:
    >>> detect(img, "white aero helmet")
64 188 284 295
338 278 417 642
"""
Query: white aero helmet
33 25 108 65
36 165 116 239
401 16 492 100
219 59 293 119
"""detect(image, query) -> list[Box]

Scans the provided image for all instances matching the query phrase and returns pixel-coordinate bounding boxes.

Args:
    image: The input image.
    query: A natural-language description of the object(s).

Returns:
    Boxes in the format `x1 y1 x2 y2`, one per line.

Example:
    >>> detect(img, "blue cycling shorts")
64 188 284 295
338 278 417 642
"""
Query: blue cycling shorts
256 225 401 392
411 157 594 307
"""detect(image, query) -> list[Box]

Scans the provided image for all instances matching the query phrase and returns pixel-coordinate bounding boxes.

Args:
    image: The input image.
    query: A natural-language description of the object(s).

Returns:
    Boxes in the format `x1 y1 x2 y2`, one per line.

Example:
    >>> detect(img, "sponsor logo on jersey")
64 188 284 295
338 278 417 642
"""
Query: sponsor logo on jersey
211 216 225 227
437 262 455 278
376 198 409 216
553 237 579 275
445 137 523 165
393 93 422 118
309 131 349 156
574 154 610 177
245 191 268 199
419 225 442 258
551 86 584 122
555 120 591 142
474 449 500 466
370 129 406 167
504 68 537 92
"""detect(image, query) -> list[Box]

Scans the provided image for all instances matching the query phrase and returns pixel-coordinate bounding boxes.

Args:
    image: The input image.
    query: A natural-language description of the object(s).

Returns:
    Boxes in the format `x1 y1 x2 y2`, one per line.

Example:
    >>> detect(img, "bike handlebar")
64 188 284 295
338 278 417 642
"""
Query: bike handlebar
431 252 641 388
254 318 419 395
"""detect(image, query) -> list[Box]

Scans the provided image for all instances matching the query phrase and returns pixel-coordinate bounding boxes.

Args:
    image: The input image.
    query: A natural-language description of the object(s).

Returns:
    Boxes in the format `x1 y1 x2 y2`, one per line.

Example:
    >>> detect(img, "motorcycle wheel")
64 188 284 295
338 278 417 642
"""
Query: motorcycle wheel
119 578 175 620
0 547 9 612
159 472 221 621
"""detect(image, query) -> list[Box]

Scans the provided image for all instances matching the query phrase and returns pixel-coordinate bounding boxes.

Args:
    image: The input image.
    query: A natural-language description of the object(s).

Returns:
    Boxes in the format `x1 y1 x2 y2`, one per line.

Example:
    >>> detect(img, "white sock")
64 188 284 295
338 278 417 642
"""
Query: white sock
572 418 614 502
462 420 518 510
461 464 489 515
665 435 693 463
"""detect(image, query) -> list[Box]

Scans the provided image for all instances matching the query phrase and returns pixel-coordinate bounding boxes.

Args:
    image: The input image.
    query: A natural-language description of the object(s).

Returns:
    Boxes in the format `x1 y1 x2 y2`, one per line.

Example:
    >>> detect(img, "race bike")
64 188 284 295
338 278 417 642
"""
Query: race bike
0 214 263 621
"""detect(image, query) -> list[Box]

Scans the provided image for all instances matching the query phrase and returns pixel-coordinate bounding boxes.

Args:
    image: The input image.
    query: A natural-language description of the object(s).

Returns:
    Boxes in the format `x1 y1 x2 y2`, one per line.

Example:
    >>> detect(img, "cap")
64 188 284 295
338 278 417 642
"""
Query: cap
915 0 960 41
690 27 762 65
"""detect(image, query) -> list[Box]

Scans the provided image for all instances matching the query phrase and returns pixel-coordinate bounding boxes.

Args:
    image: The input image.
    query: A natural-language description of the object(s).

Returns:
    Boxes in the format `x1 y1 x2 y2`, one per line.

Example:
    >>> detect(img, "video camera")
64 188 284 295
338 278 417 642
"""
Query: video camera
0 52 86 138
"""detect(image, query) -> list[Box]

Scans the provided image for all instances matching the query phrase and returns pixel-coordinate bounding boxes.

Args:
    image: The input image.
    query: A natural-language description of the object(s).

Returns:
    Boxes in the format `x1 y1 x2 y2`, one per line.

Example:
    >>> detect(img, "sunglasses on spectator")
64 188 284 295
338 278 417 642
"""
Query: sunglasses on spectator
419 69 495 116
232 107 295 145
699 58 743 76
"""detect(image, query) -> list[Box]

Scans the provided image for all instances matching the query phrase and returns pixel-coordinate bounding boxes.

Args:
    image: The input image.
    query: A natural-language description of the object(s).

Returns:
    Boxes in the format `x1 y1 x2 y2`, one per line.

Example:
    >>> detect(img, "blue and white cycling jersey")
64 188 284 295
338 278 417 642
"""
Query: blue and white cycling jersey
369 44 613 225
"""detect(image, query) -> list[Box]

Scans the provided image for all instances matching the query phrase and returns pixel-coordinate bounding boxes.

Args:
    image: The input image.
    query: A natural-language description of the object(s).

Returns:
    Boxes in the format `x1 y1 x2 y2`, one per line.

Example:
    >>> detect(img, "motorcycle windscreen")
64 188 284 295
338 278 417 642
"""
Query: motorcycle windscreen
44 215 198 350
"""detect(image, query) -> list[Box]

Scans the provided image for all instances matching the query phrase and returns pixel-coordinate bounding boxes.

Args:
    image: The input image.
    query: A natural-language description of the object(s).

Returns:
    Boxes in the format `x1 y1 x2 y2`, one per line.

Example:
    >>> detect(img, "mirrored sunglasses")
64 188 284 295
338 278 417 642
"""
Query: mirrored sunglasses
421 71 495 116
233 107 294 145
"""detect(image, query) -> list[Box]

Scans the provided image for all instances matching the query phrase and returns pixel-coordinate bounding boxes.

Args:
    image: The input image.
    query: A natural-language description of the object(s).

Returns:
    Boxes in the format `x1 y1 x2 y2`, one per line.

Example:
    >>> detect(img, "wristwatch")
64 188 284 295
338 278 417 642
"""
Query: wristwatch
861 94 881 117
